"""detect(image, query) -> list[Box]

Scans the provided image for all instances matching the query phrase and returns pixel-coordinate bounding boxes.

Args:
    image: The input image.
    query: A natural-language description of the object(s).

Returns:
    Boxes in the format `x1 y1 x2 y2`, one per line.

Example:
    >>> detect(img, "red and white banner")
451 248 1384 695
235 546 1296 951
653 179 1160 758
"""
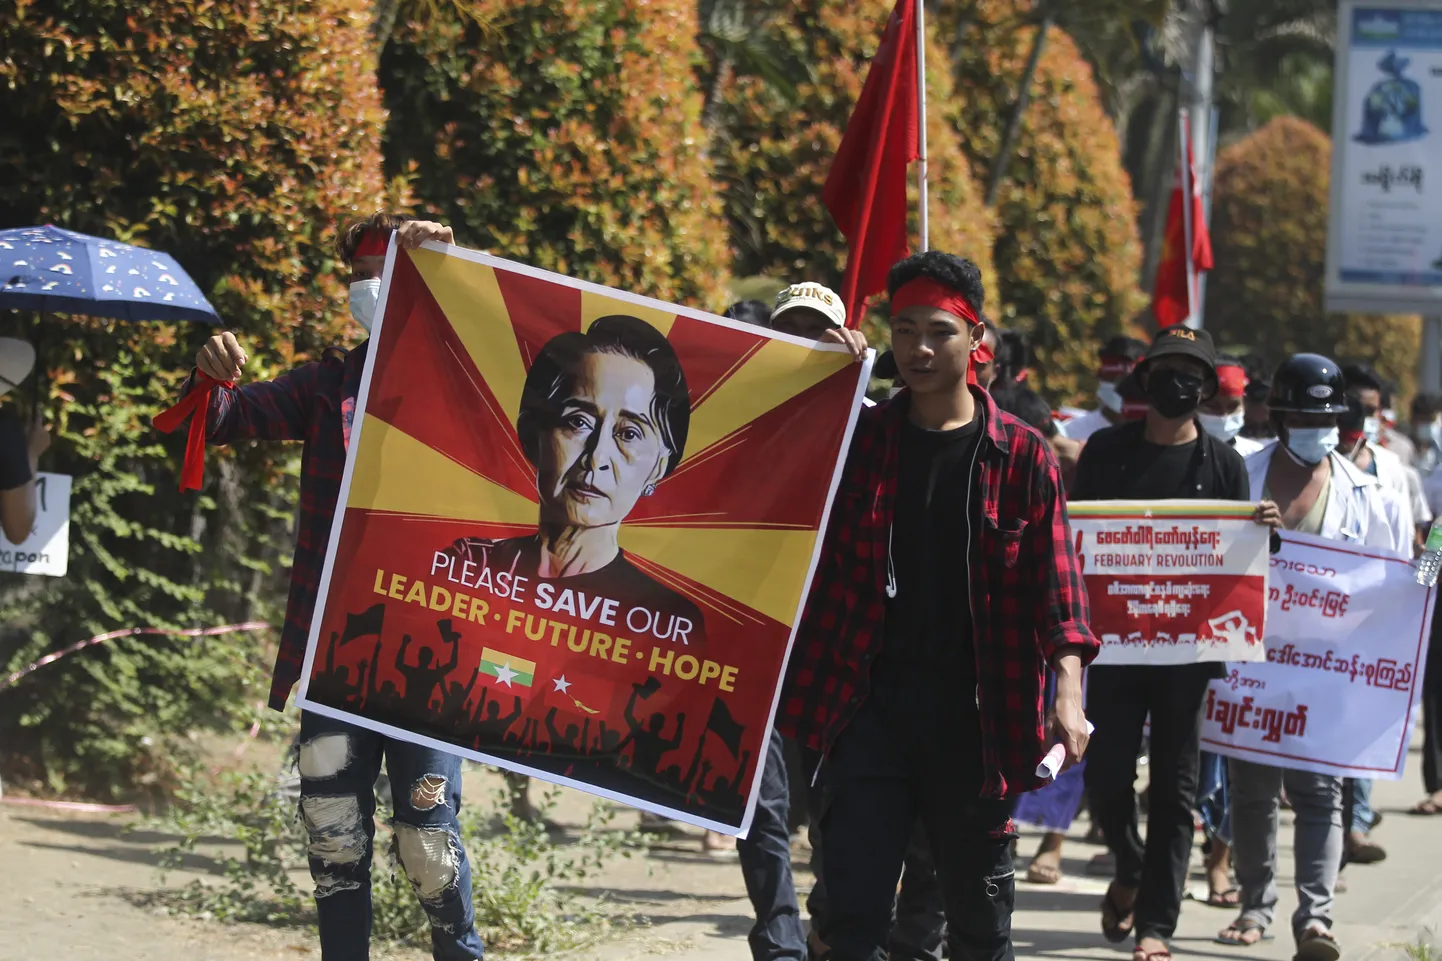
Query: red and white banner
1071 501 1270 666
1201 531 1434 779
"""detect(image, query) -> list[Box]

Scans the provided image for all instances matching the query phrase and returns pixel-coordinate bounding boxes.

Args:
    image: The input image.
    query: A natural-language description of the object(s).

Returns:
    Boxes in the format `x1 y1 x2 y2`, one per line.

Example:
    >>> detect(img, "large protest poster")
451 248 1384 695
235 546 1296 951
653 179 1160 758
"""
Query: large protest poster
295 241 872 835
1070 501 1271 666
1201 531 1433 779
1324 1 1442 316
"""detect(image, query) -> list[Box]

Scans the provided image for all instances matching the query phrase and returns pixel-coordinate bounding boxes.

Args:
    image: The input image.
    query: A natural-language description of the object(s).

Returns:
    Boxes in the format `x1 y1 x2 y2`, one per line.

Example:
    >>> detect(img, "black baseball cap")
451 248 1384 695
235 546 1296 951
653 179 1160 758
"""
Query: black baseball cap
1138 324 1219 378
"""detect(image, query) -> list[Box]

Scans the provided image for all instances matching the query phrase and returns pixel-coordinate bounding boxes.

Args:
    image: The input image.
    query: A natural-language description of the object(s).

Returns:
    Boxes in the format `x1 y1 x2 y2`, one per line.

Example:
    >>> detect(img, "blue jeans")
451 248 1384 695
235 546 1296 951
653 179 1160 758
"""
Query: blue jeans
1196 751 1231 845
736 728 806 960
297 711 485 961
1348 778 1374 834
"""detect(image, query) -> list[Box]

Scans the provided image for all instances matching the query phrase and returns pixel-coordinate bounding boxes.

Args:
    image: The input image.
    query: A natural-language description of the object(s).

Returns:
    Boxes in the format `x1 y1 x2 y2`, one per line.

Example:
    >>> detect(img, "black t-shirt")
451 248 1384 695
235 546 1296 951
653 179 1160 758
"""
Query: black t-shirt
877 414 983 683
1072 420 1250 502
0 407 32 491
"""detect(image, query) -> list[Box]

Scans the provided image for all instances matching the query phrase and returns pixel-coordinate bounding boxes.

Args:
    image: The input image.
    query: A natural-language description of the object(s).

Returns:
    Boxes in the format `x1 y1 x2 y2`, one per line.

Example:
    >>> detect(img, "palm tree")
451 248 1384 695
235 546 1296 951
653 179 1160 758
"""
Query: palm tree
697 0 809 134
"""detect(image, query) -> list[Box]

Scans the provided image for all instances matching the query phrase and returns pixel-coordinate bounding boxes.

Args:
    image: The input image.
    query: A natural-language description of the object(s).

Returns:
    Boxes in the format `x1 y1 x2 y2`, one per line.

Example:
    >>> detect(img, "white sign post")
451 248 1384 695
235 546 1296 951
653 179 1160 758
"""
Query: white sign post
1325 1 1442 316
0 471 71 577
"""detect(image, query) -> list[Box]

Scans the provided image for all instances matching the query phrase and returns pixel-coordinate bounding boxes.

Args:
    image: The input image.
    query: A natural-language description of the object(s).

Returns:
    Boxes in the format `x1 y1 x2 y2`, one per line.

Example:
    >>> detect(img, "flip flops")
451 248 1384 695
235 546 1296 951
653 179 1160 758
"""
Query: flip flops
1294 926 1341 961
1216 919 1271 946
1101 886 1137 943
1206 887 1242 908
1410 797 1442 815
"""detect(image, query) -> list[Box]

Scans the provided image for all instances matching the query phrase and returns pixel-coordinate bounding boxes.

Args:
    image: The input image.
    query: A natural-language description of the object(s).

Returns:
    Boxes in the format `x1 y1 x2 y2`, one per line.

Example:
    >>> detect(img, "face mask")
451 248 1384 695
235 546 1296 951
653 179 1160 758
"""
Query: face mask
1285 426 1340 465
1418 419 1442 448
1147 370 1204 420
348 279 382 332
1097 381 1123 413
1362 416 1381 444
1199 410 1245 442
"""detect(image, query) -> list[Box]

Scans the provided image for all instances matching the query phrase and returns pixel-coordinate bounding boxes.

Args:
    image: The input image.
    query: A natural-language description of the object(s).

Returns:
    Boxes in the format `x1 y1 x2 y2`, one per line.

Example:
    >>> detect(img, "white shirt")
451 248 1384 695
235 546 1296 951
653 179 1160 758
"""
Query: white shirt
1245 445 1408 553
1232 435 1267 458
1366 442 1430 532
1059 408 1113 442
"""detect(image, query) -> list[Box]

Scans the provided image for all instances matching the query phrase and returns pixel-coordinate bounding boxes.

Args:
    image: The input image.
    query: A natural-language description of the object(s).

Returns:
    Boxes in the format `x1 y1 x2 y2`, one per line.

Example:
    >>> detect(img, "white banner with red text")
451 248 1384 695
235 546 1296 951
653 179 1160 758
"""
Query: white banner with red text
1200 530 1434 780
1070 500 1270 666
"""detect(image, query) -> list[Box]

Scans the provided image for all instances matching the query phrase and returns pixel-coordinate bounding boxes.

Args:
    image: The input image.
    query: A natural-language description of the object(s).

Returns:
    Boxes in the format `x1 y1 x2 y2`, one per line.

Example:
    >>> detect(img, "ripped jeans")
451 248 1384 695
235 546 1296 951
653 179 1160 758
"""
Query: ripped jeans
297 711 485 961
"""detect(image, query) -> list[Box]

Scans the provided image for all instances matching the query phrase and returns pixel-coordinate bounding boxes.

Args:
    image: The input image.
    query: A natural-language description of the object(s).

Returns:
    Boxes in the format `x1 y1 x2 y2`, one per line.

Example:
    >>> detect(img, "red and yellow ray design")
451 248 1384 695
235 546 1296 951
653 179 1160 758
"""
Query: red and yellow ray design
348 247 860 629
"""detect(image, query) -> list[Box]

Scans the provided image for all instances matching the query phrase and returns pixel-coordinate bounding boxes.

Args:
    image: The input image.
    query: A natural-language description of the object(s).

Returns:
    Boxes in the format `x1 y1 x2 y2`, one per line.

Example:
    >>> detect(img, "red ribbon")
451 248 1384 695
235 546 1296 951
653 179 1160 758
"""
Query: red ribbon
153 371 231 491
889 277 992 385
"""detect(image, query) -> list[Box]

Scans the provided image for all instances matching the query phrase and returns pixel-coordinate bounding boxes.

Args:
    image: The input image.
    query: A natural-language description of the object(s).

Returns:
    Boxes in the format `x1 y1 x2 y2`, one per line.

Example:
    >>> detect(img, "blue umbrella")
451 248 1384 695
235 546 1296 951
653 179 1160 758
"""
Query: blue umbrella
0 224 220 324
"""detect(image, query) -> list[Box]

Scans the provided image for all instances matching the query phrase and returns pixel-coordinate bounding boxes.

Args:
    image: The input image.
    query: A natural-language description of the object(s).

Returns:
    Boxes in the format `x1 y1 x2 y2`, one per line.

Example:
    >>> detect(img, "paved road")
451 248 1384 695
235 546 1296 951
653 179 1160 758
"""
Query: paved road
610 744 1442 961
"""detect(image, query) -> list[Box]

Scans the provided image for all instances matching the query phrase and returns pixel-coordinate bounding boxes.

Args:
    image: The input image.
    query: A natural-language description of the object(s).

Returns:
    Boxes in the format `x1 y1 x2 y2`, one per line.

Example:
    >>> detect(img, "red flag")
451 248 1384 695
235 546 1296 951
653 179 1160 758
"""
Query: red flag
1151 134 1214 328
823 0 919 329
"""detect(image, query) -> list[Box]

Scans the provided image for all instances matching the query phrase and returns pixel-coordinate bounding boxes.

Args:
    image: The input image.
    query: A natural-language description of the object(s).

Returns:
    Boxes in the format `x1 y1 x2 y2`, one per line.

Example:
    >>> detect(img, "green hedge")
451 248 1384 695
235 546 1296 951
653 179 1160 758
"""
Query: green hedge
1204 116 1420 397
380 0 730 307
0 0 389 797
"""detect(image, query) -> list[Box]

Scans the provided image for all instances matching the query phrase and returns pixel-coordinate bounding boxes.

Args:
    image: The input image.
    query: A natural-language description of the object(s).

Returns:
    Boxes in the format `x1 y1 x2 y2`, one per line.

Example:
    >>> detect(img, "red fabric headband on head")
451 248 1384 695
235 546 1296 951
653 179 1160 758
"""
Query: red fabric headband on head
889 277 991 386
1216 365 1248 398
353 228 391 260
1098 357 1136 379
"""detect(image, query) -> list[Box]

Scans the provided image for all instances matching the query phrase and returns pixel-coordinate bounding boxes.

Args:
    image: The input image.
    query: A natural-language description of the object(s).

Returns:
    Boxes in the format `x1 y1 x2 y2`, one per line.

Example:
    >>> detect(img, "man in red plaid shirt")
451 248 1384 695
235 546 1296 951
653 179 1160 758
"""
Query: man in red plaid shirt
181 215 487 961
778 251 1098 961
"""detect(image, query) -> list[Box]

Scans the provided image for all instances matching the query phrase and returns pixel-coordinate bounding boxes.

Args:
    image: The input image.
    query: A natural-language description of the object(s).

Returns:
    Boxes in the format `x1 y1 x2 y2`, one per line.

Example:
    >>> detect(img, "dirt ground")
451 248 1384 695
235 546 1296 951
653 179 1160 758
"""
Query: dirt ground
0 754 777 961
4 738 1440 961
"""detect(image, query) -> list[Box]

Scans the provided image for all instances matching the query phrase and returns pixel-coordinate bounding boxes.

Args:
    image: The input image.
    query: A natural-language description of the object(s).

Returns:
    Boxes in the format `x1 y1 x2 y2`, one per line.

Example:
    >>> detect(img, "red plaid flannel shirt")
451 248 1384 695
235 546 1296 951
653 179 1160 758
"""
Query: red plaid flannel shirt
778 387 1099 798
179 343 367 710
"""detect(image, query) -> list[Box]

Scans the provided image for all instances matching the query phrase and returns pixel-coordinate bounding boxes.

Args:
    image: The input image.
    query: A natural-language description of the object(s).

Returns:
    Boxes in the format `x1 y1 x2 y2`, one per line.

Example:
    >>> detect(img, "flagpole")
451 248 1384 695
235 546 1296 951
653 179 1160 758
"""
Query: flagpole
1177 107 1199 329
915 0 929 252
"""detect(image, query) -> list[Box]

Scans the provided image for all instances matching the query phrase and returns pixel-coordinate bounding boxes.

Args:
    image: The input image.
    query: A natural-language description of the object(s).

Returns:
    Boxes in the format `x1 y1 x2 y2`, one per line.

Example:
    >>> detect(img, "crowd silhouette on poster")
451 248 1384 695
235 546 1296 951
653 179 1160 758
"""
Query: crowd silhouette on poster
308 602 752 821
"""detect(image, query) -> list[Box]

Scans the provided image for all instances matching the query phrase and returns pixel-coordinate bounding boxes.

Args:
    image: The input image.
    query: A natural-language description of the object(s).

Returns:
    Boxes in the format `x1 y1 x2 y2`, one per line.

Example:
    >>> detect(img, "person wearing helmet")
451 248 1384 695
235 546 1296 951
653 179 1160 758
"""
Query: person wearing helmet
1218 353 1407 961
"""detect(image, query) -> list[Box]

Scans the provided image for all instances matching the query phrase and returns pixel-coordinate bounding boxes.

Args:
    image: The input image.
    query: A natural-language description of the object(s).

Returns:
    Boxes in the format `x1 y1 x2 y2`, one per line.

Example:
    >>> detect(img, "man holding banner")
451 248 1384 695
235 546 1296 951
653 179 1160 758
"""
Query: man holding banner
781 250 1098 961
168 215 490 961
1215 354 1412 961
1072 325 1280 961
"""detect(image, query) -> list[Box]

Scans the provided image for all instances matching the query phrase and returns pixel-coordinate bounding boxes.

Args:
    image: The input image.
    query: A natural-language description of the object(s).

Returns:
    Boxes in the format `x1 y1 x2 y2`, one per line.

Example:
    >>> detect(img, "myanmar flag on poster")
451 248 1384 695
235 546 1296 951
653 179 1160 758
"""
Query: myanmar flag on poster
297 243 870 836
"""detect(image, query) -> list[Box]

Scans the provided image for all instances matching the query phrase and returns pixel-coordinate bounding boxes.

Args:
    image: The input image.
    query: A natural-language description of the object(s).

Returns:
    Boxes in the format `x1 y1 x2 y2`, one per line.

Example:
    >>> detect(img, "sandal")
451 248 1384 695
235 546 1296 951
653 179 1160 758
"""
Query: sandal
1027 859 1062 884
1100 885 1136 943
1134 950 1172 961
1294 926 1340 961
1217 919 1270 946
1207 886 1242 908
1410 797 1442 815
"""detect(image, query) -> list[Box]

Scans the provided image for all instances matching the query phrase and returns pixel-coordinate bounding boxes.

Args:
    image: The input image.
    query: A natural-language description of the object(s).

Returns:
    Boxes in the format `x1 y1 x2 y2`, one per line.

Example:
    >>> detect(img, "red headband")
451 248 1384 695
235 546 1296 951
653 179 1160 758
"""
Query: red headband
1098 357 1136 380
889 277 993 386
353 228 391 260
1216 365 1248 398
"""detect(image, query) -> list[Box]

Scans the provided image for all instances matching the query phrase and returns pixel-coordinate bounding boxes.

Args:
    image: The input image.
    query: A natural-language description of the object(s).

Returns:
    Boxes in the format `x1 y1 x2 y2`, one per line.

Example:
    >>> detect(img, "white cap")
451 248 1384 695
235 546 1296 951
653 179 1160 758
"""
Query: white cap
0 338 36 398
773 282 846 328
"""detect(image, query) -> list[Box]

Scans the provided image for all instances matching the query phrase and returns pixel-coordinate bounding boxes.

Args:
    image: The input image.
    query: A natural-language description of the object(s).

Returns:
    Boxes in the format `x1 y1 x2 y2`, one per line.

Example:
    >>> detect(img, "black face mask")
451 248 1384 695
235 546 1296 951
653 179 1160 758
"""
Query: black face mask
1147 369 1204 419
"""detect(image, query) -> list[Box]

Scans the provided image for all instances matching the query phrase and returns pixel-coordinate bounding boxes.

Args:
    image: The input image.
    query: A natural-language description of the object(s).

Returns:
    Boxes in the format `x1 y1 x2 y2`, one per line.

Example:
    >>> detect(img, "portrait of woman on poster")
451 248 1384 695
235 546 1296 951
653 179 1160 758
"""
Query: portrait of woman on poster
445 314 706 645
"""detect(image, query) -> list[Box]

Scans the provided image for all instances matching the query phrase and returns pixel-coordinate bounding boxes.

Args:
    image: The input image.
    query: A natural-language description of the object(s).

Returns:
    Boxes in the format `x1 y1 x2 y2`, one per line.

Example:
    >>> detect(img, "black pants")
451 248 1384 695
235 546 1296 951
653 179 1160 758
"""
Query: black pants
1424 598 1442 795
736 728 806 960
816 677 1015 961
806 762 946 961
1084 664 1212 943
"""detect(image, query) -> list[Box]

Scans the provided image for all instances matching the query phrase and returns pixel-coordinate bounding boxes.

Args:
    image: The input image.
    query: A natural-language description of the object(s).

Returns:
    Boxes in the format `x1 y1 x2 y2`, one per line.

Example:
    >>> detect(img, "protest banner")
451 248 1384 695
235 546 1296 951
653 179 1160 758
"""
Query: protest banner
295 241 872 835
1201 530 1433 779
1070 500 1270 666
0 472 70 577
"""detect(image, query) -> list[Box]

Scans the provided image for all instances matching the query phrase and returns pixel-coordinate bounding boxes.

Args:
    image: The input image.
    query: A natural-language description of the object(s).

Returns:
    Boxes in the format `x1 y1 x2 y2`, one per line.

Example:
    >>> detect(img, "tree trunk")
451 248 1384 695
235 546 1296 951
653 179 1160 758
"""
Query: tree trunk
372 0 402 55
985 17 1052 207
702 56 736 139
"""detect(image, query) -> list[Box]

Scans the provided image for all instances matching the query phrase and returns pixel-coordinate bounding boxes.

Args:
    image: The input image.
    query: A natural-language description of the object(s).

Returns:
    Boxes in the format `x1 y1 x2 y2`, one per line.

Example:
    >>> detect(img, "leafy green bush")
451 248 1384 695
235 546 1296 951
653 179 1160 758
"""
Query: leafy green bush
937 0 1146 401
711 0 998 339
1204 116 1419 395
380 0 731 308
0 0 390 797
